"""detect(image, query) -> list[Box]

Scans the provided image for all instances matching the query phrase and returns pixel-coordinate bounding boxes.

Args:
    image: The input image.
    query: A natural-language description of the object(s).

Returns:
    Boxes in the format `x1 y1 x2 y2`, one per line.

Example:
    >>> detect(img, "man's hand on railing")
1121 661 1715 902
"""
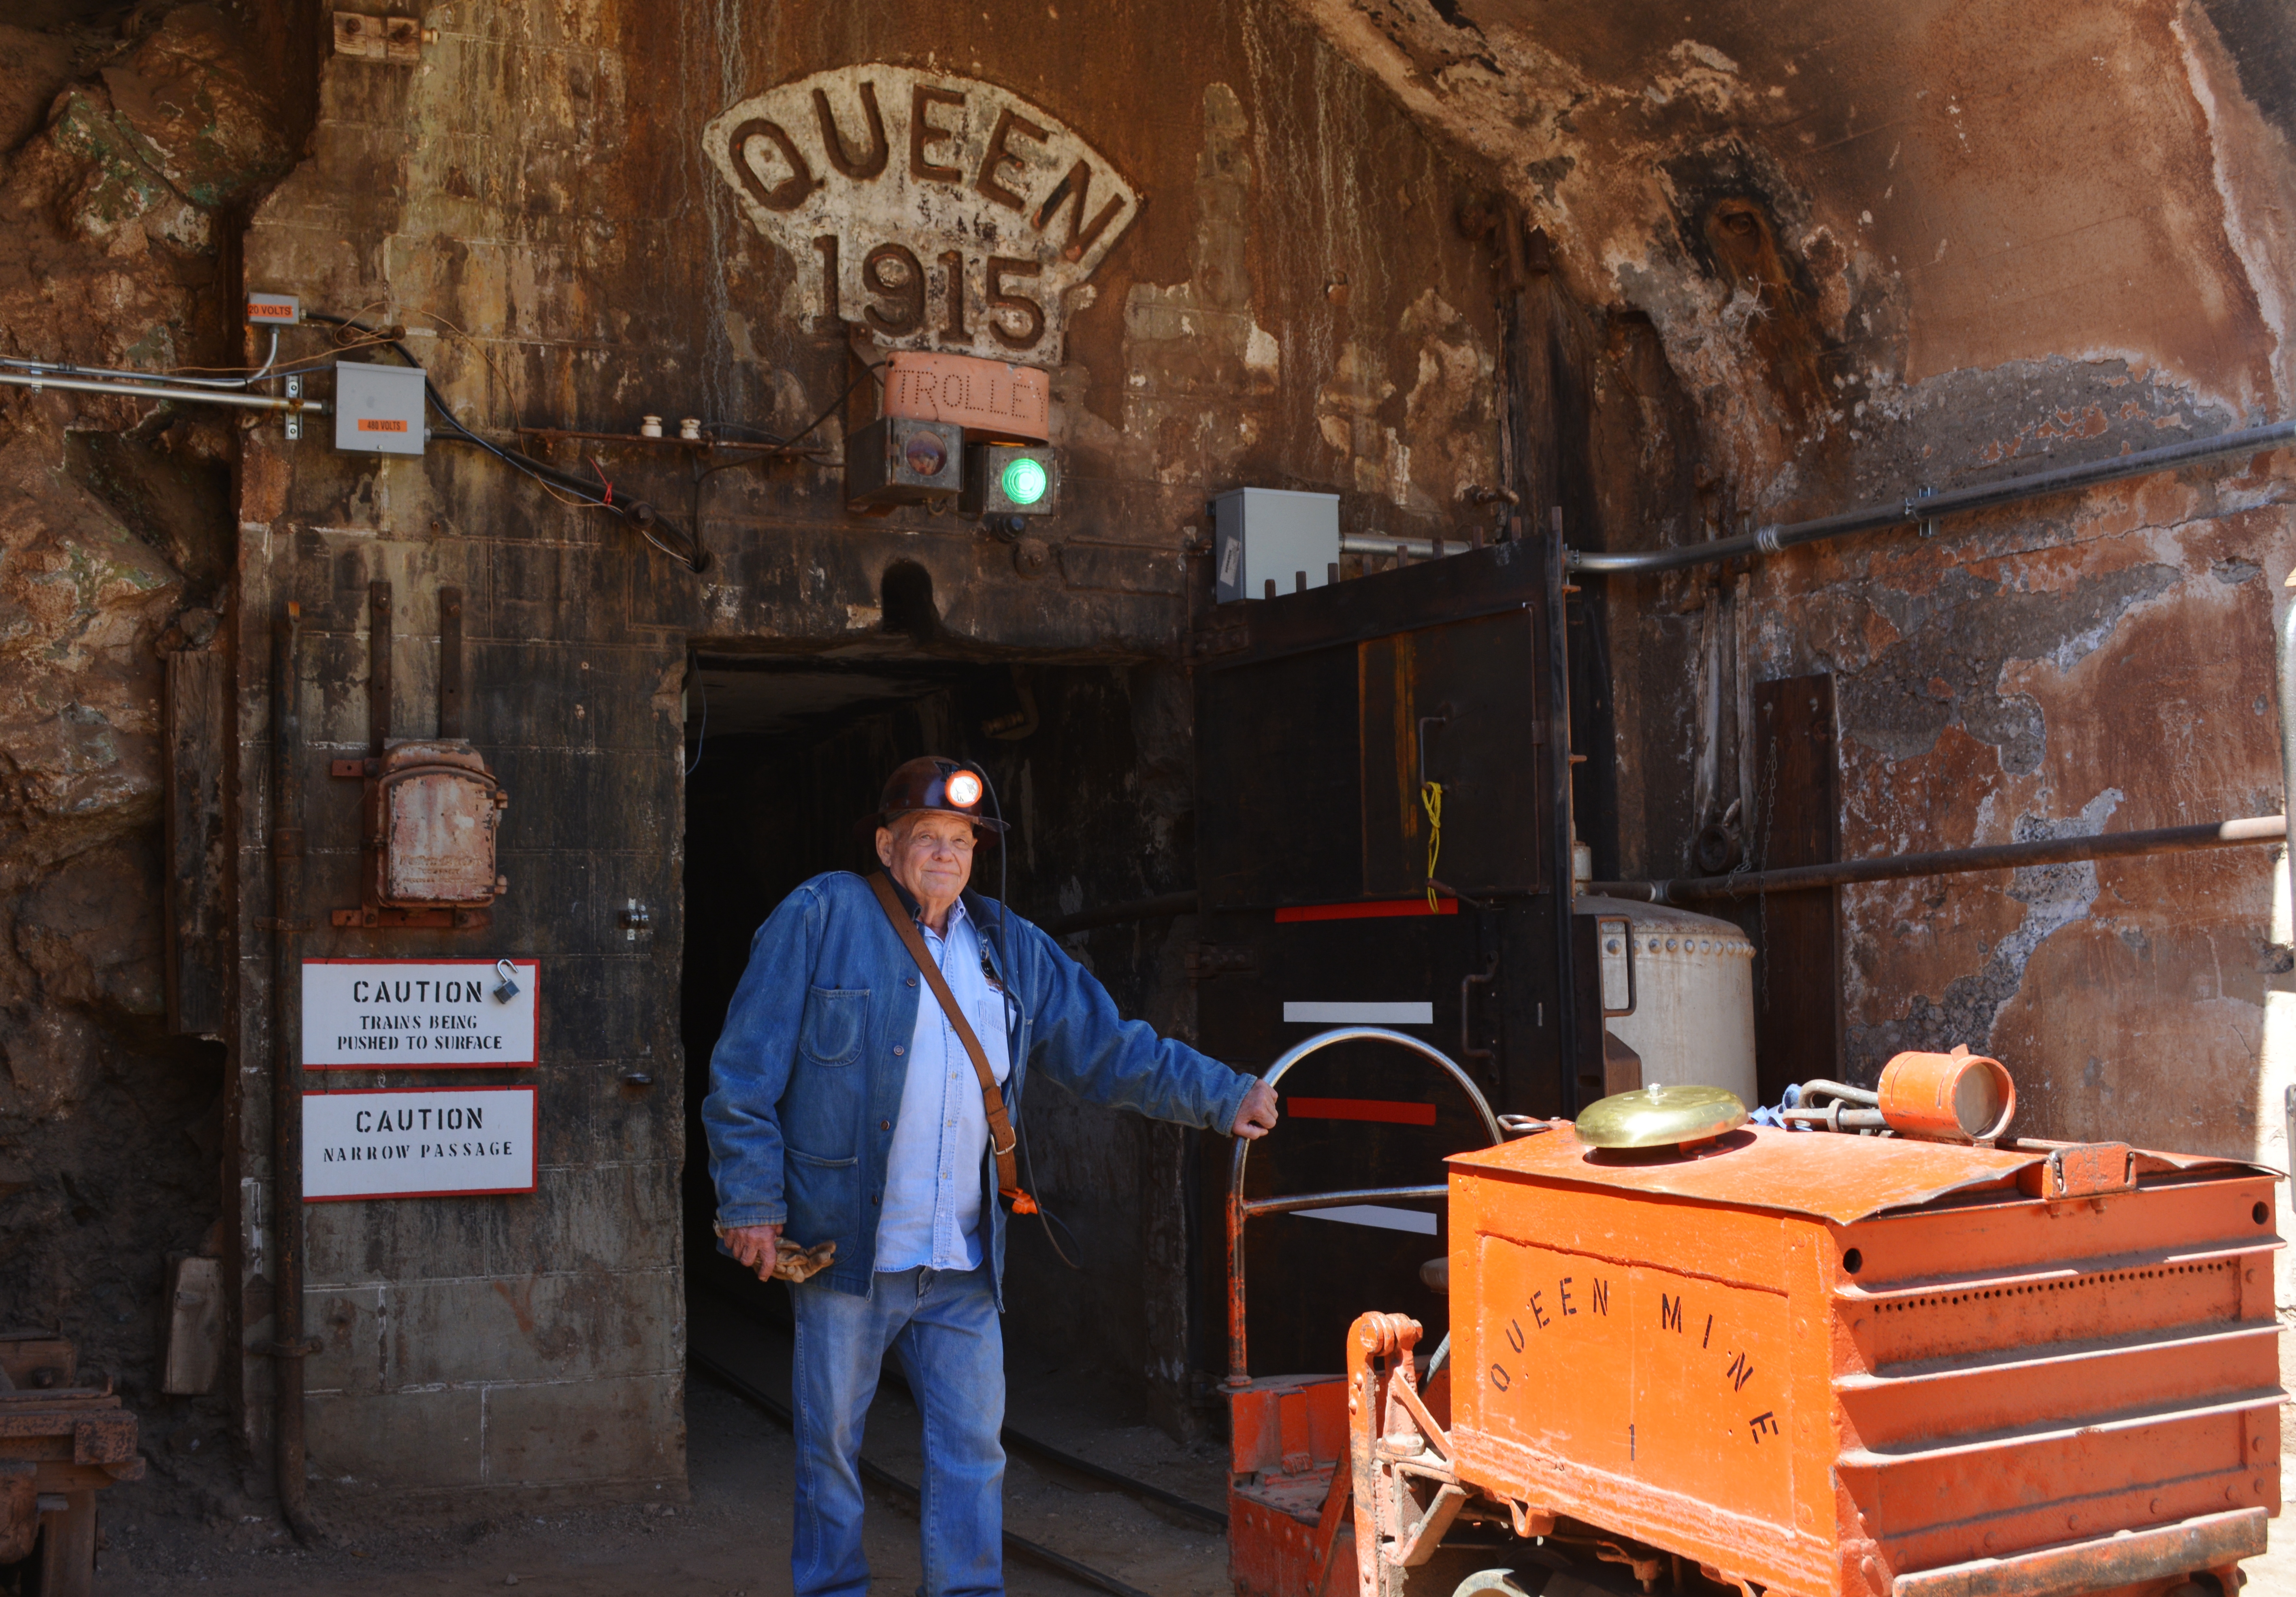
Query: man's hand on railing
1232 1079 1279 1140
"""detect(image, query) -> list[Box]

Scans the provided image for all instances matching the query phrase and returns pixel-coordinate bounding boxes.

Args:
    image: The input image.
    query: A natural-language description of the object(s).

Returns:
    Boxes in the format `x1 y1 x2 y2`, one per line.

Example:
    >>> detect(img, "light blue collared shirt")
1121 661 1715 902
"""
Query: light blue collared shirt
875 898 1010 1273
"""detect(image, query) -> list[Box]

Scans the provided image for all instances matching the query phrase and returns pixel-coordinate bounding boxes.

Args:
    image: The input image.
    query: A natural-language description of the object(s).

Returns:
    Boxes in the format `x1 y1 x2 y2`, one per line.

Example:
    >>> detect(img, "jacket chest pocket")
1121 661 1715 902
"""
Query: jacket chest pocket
799 986 867 1065
785 986 869 1166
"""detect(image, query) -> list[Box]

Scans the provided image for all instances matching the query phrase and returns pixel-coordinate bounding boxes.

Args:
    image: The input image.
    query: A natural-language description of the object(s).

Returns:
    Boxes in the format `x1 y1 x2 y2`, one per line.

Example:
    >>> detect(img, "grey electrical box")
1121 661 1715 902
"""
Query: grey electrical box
334 360 427 456
246 290 300 326
1212 488 1340 603
847 416 964 509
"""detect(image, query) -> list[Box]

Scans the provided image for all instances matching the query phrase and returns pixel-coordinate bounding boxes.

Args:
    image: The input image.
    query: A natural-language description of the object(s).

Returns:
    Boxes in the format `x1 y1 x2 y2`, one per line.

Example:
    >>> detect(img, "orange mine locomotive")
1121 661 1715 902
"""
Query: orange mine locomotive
1333 1063 2283 1597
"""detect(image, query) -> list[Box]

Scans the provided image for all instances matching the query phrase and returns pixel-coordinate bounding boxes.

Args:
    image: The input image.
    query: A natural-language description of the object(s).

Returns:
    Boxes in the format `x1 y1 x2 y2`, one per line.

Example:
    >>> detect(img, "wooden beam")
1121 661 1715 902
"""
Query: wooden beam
162 650 229 1037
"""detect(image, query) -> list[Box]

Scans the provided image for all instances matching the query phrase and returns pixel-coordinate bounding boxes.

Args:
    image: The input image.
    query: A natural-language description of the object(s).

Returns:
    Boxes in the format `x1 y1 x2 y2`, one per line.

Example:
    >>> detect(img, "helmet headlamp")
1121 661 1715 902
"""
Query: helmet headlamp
868 756 1008 835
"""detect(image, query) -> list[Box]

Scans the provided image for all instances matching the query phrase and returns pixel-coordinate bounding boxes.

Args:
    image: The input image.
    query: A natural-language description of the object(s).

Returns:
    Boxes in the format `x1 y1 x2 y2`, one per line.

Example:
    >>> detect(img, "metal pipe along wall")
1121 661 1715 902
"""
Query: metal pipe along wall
0 369 326 413
1569 416 2295 576
1589 815 2287 904
270 603 315 1540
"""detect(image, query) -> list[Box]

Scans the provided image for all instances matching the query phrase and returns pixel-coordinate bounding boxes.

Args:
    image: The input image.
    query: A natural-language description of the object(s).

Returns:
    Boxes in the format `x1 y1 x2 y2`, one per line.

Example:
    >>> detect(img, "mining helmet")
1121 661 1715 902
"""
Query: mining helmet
871 756 1008 834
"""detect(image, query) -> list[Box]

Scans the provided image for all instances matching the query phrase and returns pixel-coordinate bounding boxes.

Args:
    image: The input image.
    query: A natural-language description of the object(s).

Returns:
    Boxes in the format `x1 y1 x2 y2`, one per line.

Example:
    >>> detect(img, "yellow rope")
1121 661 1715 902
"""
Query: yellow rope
1420 781 1444 911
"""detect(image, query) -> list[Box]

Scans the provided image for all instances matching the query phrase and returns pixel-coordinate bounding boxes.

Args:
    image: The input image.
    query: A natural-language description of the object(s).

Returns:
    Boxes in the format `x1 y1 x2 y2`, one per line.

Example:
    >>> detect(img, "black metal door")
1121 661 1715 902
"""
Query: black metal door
1188 541 1576 1380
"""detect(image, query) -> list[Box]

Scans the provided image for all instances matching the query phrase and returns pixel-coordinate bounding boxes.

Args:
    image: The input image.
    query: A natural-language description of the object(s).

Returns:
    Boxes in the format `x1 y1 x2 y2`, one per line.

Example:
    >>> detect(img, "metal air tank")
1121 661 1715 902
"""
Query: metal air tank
1578 893 1758 1107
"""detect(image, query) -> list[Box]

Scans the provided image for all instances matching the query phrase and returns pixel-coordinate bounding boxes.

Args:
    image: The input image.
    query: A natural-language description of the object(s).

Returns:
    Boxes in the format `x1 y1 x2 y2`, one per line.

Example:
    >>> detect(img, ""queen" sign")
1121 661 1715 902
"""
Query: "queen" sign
703 66 1142 361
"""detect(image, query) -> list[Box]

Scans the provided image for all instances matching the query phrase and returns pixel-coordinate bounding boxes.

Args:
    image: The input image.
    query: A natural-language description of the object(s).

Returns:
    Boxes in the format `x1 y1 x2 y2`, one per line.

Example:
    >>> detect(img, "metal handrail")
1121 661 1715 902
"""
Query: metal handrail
1225 1026 1501 1384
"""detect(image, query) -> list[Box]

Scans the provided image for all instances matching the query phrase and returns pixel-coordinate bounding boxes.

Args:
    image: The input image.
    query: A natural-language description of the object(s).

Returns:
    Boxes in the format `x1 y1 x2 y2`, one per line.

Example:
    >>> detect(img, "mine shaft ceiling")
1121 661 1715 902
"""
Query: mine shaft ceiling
1283 0 2294 497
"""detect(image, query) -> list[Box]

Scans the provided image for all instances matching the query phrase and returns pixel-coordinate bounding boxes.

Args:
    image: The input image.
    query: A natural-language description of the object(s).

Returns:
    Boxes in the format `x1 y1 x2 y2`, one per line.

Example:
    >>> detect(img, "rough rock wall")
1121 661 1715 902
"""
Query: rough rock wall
0 0 301 1507
1281 0 2296 1440
1283 0 2296 1141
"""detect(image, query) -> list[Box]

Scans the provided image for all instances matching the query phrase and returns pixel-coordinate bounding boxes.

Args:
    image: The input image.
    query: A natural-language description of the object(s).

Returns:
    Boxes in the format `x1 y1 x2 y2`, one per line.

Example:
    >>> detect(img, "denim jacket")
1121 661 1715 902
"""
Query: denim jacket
703 870 1252 1302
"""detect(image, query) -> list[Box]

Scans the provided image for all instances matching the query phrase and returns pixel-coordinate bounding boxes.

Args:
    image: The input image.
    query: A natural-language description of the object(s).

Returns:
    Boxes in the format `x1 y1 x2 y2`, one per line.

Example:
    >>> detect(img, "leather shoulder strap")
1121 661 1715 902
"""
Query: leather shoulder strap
867 872 1032 1209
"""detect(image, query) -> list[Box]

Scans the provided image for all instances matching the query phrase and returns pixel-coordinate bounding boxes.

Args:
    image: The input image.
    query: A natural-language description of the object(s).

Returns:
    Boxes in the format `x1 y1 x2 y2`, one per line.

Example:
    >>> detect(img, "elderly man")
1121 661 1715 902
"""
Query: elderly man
705 755 1278 1597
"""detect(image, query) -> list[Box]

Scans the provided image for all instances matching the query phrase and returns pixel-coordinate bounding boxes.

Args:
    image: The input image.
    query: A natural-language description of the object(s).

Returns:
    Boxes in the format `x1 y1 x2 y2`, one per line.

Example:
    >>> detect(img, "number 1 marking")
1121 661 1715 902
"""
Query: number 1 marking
940 250 967 339
813 236 840 323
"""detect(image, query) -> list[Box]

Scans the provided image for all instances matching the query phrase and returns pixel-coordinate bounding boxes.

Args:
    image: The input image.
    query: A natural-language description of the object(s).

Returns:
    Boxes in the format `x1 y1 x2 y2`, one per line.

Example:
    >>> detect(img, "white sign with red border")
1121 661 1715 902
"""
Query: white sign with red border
304 1086 538 1201
301 958 538 1069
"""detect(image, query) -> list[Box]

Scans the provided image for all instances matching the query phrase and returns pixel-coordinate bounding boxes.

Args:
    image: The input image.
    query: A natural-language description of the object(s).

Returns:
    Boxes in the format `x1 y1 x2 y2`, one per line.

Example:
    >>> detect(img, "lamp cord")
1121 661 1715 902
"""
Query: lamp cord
1421 781 1445 911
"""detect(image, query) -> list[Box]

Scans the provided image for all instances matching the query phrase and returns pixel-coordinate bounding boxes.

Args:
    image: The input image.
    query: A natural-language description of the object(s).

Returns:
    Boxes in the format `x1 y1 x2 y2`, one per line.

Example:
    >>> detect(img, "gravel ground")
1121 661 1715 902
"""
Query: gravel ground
57 1296 2296 1592
76 1288 1232 1597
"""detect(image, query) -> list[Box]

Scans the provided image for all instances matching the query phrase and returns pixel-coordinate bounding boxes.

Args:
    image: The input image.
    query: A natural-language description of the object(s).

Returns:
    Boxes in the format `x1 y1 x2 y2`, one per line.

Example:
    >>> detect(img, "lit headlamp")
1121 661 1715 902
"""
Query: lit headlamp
871 756 1008 833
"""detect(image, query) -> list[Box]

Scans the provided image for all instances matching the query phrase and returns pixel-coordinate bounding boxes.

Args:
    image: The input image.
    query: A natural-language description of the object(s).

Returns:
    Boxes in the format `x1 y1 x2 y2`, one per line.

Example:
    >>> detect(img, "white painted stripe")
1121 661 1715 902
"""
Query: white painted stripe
1283 1001 1435 1025
1293 1205 1440 1235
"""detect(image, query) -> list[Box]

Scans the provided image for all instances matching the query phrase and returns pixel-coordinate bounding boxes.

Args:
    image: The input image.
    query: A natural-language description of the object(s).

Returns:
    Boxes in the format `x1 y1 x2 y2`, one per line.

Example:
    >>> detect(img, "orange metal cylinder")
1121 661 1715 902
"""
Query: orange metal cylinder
1876 1048 2015 1141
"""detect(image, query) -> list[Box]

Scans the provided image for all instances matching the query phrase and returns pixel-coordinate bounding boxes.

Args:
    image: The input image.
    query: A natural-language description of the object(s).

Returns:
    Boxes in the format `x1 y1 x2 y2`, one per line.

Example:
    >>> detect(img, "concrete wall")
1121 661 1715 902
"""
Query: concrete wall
224 0 1514 1504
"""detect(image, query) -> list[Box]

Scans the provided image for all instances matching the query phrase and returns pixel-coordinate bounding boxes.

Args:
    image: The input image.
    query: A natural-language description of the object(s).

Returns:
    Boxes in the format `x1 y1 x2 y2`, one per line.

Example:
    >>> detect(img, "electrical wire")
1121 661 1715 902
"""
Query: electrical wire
685 658 708 778
307 311 710 573
689 362 884 471
1421 781 1444 911
407 305 525 430
680 362 885 550
972 760 1083 1273
784 360 885 450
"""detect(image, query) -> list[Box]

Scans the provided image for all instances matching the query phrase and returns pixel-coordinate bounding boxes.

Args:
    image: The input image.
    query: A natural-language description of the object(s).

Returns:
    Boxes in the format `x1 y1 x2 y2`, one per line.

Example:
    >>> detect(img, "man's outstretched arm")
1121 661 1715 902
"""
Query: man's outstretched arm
1015 915 1276 1138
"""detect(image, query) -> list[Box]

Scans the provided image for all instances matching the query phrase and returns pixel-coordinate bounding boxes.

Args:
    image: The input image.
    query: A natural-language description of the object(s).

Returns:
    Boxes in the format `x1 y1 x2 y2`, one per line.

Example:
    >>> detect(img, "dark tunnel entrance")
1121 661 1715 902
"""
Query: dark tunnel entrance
677 648 1212 1428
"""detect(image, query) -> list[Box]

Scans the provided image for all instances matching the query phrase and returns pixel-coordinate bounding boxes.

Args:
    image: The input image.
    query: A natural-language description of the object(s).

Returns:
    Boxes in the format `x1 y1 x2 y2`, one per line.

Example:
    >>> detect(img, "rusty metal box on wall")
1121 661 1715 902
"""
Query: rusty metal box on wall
361 741 508 908
329 584 512 930
846 415 963 508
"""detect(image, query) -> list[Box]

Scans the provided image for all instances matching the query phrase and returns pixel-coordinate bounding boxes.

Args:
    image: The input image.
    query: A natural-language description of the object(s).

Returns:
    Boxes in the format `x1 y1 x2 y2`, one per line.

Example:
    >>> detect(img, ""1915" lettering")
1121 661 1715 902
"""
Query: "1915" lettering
811 237 1044 349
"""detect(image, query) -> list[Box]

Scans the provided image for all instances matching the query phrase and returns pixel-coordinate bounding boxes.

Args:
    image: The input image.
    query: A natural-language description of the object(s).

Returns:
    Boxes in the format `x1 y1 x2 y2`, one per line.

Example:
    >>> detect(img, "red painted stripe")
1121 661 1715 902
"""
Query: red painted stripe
1287 1097 1438 1126
1274 898 1458 924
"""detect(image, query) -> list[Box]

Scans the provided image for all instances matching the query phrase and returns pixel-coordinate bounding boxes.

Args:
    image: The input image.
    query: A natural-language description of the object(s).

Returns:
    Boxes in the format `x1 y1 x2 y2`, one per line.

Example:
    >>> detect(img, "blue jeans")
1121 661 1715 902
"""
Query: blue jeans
790 1265 1005 1597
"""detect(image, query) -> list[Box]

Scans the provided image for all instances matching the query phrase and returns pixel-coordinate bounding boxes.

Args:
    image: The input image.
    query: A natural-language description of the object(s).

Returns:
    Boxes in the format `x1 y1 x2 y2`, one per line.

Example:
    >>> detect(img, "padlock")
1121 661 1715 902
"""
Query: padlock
492 959 521 1004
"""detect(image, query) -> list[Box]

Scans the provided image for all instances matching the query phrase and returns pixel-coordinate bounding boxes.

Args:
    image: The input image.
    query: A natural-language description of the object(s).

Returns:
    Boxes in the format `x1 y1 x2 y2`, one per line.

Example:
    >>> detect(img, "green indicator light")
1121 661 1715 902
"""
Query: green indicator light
1001 456 1048 507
